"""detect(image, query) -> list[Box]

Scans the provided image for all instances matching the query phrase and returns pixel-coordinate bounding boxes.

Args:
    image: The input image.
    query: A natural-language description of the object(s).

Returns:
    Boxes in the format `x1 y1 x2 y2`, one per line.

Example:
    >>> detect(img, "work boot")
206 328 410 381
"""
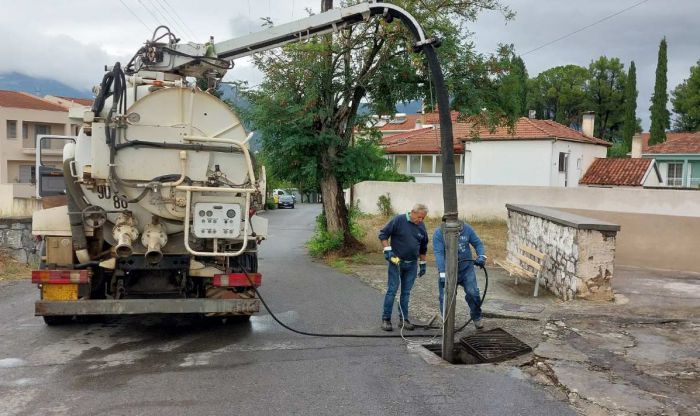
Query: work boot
399 319 415 331
474 319 484 330
381 320 393 332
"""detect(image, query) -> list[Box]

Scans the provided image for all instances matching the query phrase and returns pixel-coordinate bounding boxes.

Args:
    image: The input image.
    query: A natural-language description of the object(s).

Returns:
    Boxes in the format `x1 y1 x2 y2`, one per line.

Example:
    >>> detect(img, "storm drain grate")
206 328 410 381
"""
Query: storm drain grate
459 328 532 363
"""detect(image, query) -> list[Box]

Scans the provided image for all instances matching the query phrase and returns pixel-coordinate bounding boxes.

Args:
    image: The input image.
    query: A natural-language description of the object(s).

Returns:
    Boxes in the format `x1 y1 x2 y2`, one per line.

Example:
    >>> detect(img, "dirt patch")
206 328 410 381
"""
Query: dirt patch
353 214 507 268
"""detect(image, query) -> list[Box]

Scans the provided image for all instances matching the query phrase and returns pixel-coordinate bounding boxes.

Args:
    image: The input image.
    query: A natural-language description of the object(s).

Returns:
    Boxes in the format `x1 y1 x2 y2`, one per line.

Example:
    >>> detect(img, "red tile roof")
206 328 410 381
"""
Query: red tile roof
381 127 463 154
380 115 610 154
53 96 94 107
456 118 610 146
579 158 654 186
0 90 68 112
376 114 420 131
642 131 700 154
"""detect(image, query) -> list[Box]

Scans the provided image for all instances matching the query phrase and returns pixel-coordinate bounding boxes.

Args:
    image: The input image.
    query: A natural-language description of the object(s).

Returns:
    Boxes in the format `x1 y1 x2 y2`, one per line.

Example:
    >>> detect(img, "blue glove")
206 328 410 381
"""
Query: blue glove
383 247 394 262
418 261 426 277
474 255 487 268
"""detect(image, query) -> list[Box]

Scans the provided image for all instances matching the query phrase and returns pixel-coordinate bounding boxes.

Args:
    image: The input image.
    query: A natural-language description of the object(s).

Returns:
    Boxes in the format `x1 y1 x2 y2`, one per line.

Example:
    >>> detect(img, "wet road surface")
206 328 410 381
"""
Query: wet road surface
0 204 574 415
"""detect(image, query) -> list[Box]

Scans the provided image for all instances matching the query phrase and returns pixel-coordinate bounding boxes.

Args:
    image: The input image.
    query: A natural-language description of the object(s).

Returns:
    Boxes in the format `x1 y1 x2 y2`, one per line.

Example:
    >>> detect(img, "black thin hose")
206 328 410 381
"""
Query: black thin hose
240 266 441 338
239 264 488 339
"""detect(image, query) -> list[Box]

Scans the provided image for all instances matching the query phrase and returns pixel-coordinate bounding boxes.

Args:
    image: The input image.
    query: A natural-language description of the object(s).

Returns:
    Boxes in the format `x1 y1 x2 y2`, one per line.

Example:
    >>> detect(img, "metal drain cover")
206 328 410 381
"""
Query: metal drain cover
459 328 532 363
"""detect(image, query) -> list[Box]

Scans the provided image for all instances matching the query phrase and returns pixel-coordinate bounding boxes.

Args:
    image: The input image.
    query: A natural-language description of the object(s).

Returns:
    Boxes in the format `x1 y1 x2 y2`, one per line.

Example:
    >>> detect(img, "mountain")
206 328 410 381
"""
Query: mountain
0 72 92 98
358 100 423 115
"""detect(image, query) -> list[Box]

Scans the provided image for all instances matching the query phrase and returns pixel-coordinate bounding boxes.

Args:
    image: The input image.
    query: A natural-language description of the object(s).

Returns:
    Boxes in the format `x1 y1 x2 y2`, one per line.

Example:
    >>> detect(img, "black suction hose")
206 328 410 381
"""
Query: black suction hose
239 264 488 339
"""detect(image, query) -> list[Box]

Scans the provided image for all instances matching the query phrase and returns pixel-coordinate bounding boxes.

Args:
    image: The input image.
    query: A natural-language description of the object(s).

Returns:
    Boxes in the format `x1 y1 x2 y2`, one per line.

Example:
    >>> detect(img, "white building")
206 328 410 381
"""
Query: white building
381 112 610 187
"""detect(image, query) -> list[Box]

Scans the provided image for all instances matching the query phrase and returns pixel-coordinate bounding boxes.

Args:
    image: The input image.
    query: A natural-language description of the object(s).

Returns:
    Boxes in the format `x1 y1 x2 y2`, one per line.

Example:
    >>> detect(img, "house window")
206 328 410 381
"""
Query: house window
19 165 36 184
667 163 683 187
558 152 568 173
22 122 28 139
35 124 51 148
453 155 462 175
394 155 408 173
409 155 422 174
6 120 17 139
421 155 433 173
435 155 442 173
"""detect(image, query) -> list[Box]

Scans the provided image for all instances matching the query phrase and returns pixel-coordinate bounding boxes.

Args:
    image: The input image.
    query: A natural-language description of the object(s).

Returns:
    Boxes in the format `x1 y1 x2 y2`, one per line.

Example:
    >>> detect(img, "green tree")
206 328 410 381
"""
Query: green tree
243 0 511 249
526 65 590 125
671 60 700 131
622 61 638 150
649 37 669 144
586 56 627 141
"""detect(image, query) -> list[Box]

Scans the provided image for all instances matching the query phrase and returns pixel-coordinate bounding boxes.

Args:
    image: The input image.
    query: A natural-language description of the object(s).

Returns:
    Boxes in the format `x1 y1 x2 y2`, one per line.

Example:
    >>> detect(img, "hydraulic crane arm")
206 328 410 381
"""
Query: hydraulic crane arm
127 2 430 79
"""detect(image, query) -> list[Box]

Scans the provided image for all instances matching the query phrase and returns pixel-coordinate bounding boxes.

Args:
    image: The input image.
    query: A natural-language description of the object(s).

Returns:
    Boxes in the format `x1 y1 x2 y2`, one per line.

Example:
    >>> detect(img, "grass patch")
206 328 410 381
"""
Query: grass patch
0 251 32 281
327 257 351 274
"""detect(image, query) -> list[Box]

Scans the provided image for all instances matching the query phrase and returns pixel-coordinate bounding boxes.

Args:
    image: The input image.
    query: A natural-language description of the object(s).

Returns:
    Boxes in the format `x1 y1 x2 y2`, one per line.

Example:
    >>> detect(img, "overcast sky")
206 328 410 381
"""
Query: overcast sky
0 0 698 130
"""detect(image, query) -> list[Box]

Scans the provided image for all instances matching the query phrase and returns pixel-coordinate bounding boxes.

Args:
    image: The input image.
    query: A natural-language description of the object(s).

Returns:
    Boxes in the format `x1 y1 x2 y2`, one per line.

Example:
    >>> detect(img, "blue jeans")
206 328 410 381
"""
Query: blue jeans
382 261 417 321
438 266 482 321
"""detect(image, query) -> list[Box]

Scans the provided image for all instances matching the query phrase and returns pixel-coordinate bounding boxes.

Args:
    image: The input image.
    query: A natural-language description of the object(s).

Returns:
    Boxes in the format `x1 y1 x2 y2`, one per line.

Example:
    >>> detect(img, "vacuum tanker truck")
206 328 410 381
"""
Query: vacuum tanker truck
30 2 438 324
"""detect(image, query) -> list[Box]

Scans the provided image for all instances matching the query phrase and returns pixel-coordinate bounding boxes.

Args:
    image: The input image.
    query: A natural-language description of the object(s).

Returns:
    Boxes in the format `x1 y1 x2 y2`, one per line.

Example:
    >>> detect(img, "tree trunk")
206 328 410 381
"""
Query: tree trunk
319 150 361 252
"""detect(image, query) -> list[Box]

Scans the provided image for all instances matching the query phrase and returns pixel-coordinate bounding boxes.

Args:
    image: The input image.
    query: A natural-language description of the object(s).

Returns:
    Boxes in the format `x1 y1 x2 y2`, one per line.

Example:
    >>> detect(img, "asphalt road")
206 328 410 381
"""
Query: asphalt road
0 204 574 416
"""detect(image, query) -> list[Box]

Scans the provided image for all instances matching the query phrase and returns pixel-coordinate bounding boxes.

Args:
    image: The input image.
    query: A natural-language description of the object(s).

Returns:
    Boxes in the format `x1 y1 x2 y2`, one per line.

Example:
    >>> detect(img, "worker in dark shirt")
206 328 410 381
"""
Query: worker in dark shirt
433 219 486 329
378 204 429 331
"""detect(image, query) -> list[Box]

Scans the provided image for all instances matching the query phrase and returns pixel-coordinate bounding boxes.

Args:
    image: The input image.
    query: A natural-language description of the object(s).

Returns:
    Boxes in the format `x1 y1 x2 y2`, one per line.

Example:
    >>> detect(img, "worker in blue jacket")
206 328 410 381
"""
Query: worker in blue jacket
378 204 429 332
433 219 487 329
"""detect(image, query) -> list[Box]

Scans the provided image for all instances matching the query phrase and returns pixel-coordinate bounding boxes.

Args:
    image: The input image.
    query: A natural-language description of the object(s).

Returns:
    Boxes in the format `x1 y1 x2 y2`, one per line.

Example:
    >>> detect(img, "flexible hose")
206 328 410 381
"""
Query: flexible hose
239 263 488 339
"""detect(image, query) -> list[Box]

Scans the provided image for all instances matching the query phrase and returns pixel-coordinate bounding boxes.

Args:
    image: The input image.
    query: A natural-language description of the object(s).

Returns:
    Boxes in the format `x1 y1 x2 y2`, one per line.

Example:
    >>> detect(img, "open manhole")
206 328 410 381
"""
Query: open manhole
424 328 532 365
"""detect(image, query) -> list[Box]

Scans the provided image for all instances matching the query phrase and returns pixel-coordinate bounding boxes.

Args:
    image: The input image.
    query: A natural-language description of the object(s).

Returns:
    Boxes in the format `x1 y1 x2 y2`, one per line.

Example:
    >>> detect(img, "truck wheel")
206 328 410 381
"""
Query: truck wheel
43 316 72 326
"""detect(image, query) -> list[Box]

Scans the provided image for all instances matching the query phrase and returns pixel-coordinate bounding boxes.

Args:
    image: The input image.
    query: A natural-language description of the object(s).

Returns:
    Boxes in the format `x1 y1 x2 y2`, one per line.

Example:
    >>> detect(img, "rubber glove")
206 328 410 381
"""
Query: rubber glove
383 246 394 262
474 255 487 268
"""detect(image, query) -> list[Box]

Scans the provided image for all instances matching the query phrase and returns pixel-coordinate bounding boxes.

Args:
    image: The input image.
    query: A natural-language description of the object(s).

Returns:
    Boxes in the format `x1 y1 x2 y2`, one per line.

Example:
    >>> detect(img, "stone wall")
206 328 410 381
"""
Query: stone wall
506 205 619 301
0 217 39 264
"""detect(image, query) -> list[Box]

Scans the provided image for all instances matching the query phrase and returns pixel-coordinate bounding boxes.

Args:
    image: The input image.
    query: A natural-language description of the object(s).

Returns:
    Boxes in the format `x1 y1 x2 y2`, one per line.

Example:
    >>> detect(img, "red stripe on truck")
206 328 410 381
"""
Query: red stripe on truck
212 273 262 287
31 270 89 284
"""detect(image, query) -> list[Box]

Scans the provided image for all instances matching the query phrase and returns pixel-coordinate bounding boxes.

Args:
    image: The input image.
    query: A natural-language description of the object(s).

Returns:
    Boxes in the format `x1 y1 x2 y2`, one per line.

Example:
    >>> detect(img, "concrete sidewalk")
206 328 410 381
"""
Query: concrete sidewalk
349 263 700 415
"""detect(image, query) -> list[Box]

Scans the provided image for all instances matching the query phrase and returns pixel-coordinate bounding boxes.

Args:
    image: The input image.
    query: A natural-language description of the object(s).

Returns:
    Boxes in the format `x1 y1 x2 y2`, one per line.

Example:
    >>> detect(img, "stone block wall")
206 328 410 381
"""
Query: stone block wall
506 205 619 301
0 217 39 265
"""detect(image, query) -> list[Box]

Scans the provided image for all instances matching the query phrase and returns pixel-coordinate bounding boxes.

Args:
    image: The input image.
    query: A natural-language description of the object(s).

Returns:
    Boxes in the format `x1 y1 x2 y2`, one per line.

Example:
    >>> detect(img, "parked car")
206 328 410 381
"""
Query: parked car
272 189 296 207
277 193 295 209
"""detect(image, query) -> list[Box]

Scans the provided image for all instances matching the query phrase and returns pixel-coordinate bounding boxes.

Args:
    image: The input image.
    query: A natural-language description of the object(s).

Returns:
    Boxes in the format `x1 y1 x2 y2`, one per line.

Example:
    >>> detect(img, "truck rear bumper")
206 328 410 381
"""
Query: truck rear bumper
36 298 260 316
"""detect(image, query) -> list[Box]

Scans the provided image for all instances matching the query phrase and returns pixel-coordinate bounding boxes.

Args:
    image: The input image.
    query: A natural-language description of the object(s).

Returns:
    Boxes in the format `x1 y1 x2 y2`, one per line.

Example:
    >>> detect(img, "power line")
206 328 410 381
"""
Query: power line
150 0 187 38
162 0 199 40
119 0 151 32
522 0 651 56
136 0 161 27
149 0 177 28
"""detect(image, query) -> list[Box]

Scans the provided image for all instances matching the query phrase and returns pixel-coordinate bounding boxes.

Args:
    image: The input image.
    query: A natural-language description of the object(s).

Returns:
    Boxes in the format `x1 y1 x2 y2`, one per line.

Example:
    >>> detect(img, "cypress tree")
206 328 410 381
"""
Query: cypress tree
649 37 669 145
622 61 638 151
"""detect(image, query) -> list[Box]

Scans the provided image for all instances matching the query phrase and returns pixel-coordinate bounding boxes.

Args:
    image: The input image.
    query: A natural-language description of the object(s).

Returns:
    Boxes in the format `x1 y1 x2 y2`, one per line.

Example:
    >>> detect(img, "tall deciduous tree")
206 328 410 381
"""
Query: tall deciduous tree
649 37 669 145
243 0 511 249
622 61 638 150
586 56 627 141
671 60 700 132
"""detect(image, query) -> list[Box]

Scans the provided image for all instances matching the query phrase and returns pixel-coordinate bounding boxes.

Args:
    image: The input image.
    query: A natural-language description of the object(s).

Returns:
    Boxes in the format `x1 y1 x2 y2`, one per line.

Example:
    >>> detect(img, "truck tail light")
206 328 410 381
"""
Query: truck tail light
213 273 262 287
31 269 89 284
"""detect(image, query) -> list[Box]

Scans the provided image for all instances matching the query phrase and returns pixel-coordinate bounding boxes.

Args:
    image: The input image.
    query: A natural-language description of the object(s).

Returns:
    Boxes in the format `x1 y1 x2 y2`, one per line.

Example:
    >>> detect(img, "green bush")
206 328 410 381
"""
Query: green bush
266 197 277 210
377 193 394 216
308 230 344 257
